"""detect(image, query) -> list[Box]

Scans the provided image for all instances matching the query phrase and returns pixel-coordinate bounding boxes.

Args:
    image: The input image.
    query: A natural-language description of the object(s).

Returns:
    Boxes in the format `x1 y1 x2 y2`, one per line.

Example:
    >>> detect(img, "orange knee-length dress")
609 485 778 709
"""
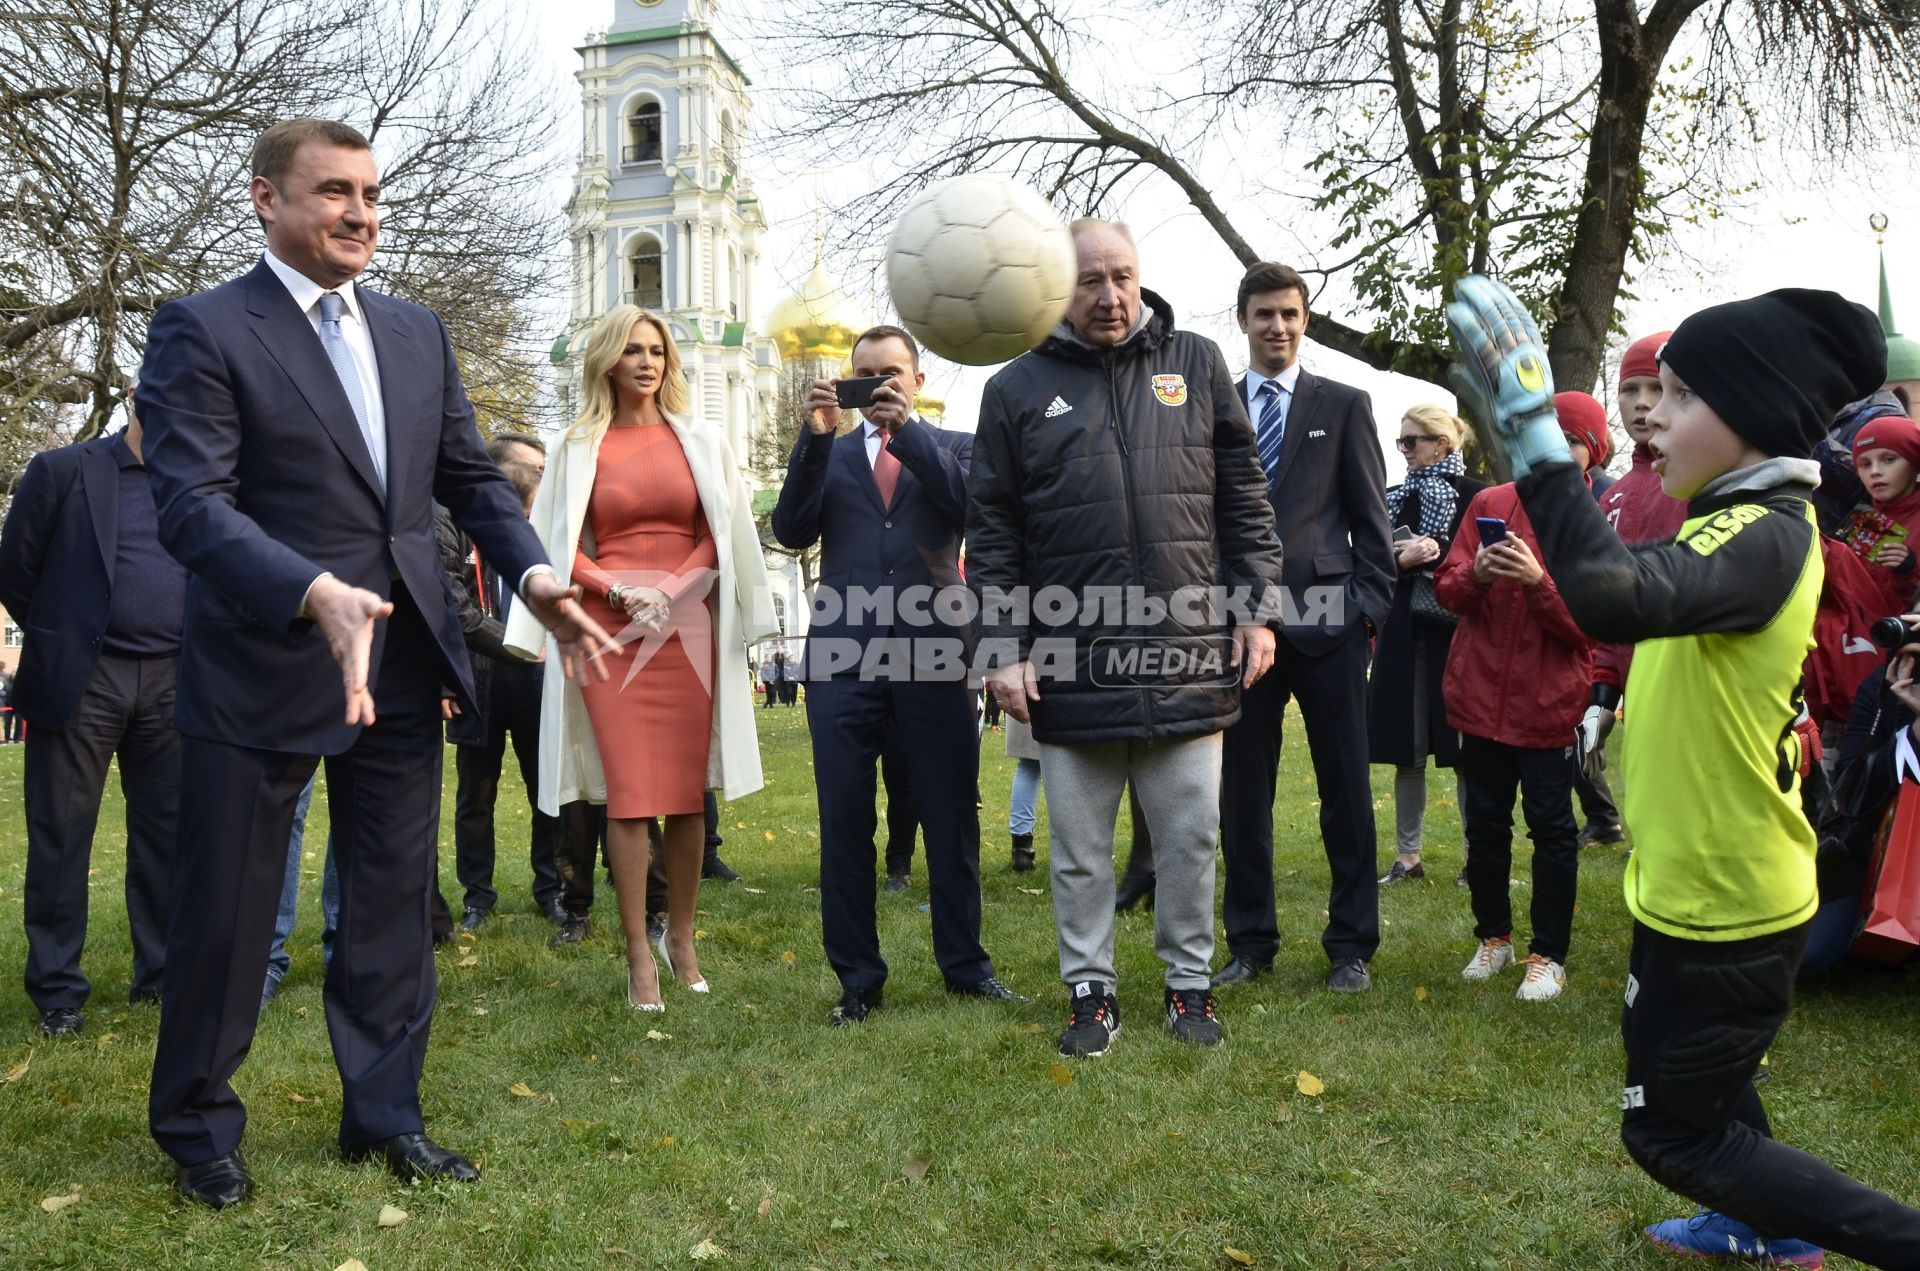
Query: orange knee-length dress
573 423 718 818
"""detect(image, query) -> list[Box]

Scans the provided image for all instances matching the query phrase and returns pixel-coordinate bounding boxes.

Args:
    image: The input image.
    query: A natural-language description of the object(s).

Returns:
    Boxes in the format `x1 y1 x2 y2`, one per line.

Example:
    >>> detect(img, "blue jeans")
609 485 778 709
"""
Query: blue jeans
1009 758 1041 836
263 775 340 1002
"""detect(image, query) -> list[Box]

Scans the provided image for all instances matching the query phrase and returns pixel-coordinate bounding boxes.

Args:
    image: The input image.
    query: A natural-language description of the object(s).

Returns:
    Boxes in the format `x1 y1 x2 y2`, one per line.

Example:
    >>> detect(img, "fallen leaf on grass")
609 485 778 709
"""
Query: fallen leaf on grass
39 1190 80 1214
646 1029 672 1041
458 954 479 968
509 1081 541 1098
1225 1248 1255 1266
657 1135 676 1147
743 887 765 895
1272 1103 1294 1124
1295 1071 1325 1097
335 1261 368 1271
2 1056 31 1084
472 1007 489 1016
459 930 477 944
1017 1022 1042 1035
1048 1061 1074 1088
605 1249 634 1260
764 830 776 842
756 1189 774 1220
902 1154 932 1183
829 1217 852 1231
691 1238 726 1260
289 1092 309 1103
780 950 796 968
1017 887 1045 896
377 1203 409 1228
1414 986 1429 1003
92 1032 116 1047
694 929 709 940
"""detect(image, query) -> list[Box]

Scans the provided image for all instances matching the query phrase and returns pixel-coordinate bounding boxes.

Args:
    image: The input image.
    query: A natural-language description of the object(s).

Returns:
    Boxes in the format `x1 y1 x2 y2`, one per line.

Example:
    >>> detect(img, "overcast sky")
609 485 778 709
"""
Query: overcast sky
523 0 1920 480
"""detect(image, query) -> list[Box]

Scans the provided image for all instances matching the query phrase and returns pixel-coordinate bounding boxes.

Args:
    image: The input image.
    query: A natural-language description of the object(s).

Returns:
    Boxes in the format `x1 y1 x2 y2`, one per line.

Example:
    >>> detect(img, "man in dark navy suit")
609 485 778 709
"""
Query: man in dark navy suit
0 391 186 1038
1215 261 1395 995
772 325 1018 1025
136 118 611 1208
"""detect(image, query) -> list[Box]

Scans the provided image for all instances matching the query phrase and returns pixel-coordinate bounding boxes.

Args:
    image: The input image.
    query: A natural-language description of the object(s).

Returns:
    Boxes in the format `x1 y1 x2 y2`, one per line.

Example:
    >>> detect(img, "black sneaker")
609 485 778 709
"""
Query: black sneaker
1058 981 1120 1058
1164 987 1223 1045
703 855 741 883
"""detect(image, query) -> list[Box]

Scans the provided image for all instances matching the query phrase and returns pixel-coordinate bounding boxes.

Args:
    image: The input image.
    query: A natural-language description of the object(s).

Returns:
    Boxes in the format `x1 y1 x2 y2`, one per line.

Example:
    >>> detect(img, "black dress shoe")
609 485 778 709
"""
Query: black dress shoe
129 987 163 1006
946 976 1030 1002
702 854 741 883
176 1150 251 1208
1114 870 1156 913
342 1132 479 1182
885 872 909 892
38 1007 83 1037
542 897 568 925
1327 957 1373 994
550 914 589 947
829 987 882 1026
1010 832 1036 873
459 906 489 932
1209 955 1271 988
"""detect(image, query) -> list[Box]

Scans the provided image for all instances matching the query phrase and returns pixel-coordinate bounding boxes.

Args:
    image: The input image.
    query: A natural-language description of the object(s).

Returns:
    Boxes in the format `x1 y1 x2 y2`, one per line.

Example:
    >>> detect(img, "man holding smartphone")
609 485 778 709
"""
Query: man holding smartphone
771 325 1020 1026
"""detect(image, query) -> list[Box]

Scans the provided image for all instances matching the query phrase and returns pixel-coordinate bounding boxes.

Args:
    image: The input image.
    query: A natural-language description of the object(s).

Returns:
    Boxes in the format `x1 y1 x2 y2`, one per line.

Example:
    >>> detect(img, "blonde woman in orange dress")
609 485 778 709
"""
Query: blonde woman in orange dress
506 306 776 1010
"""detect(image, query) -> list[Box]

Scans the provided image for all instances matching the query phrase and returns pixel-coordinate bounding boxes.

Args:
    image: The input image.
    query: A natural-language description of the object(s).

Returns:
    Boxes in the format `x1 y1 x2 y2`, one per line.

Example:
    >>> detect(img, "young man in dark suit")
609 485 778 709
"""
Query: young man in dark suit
0 392 186 1037
1215 262 1396 993
772 325 1018 1025
137 117 611 1208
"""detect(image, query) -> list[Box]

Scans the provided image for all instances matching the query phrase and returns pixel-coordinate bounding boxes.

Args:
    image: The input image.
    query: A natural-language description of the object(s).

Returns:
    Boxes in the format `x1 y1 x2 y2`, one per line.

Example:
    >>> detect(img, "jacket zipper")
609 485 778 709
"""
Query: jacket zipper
1105 355 1155 736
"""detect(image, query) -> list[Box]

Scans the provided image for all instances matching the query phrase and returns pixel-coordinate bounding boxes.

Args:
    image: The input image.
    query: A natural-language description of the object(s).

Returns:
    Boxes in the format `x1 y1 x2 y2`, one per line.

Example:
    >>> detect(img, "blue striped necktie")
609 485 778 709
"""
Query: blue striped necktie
1254 380 1288 482
317 291 384 491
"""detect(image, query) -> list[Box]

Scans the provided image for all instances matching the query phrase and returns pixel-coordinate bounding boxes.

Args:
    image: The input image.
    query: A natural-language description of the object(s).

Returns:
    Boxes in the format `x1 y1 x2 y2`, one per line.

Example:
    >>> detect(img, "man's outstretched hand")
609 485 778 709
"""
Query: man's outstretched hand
1445 275 1570 480
521 571 619 684
305 574 392 726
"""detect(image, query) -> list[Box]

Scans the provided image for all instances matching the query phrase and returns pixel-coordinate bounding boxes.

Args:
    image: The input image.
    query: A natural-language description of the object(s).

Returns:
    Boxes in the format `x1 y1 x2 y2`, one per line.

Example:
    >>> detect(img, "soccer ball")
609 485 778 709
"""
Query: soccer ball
885 174 1076 366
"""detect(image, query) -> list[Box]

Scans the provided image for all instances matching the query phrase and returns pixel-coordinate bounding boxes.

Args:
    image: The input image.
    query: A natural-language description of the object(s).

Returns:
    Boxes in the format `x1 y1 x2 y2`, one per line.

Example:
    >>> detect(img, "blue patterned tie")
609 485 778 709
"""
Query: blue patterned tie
1253 380 1288 482
317 291 383 491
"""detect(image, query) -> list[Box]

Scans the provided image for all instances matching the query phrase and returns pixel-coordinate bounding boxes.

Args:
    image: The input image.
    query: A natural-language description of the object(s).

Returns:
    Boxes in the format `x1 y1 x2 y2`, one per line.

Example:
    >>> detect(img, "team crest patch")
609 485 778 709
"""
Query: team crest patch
1152 374 1187 406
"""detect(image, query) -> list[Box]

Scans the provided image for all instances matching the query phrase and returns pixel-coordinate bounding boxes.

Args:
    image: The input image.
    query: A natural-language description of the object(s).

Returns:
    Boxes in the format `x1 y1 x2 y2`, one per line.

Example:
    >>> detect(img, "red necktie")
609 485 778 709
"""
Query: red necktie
873 432 902 506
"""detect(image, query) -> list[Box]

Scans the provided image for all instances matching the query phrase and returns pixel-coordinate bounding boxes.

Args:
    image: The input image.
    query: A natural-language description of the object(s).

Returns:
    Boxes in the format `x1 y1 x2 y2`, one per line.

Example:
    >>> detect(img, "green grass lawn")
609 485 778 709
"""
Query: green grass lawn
0 705 1916 1269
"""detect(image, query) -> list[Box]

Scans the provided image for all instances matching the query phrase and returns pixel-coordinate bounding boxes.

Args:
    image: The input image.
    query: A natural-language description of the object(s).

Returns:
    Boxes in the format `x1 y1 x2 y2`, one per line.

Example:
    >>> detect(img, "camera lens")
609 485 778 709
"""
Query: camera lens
1871 616 1911 650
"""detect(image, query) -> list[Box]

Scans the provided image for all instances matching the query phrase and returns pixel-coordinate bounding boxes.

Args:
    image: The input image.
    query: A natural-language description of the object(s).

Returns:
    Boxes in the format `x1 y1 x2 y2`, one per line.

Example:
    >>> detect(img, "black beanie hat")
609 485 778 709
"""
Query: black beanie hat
1659 288 1887 458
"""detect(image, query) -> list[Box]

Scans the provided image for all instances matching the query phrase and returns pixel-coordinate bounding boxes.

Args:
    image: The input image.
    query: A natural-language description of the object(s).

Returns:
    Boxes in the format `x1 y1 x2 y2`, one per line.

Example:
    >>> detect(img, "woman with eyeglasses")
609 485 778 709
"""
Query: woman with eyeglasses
1366 406 1484 885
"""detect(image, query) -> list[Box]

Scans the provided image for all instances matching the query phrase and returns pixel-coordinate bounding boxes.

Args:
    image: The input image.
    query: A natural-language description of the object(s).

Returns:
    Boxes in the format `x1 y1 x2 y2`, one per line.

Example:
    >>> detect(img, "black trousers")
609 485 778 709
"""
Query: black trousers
807 674 991 992
452 663 559 913
1459 733 1580 963
1221 626 1379 965
881 727 919 877
1574 761 1621 831
3 706 20 741
149 593 444 1165
22 654 179 1010
1621 921 1920 1262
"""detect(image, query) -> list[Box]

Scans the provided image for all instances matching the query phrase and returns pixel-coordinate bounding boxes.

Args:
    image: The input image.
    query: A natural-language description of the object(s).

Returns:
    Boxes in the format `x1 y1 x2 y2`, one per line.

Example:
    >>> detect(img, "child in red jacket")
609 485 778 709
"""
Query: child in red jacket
1841 411 1920 616
1435 392 1602 1001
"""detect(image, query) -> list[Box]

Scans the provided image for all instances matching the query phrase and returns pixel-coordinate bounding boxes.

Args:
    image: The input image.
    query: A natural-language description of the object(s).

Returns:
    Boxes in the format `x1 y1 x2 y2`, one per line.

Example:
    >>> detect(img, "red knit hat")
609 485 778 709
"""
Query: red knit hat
1851 412 1920 469
1556 391 1611 470
1620 331 1670 386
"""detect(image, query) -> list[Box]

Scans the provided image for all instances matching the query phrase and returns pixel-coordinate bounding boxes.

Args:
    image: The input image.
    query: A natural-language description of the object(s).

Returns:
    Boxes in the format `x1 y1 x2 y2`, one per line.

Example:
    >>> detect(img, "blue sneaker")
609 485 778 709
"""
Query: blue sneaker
1644 1210 1823 1267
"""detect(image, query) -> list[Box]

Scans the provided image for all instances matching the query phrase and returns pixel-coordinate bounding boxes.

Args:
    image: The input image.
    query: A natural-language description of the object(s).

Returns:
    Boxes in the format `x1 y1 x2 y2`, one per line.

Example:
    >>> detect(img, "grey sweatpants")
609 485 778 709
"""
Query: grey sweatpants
1037 733 1222 991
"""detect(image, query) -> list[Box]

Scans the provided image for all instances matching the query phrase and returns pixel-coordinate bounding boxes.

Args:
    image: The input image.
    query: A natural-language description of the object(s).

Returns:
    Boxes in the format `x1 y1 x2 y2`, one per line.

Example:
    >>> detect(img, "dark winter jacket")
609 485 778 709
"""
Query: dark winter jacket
966 291 1285 744
434 501 515 746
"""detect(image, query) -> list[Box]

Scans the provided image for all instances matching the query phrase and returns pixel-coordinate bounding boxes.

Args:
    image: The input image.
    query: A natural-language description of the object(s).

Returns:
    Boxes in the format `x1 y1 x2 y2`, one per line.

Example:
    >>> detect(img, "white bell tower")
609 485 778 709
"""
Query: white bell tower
555 0 779 460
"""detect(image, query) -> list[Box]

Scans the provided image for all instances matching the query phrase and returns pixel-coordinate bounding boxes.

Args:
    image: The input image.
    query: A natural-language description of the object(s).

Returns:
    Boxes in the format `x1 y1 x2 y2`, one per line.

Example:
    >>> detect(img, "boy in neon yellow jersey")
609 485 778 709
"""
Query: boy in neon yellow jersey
1448 279 1920 1268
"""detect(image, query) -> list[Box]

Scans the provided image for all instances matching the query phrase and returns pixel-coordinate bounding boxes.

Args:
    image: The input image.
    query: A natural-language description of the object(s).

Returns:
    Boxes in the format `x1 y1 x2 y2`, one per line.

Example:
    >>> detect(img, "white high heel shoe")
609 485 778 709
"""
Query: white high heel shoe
656 933 709 994
627 965 665 1013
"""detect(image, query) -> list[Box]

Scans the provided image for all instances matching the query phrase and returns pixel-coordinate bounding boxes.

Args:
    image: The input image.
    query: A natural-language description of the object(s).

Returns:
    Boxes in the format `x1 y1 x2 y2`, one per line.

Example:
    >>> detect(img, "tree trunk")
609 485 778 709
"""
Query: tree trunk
1544 1 1659 394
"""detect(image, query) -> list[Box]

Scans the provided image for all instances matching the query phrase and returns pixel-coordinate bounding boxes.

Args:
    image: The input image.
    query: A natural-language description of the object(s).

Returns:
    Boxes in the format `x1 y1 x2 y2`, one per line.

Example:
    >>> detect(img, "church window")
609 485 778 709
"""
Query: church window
626 234 664 309
624 100 662 164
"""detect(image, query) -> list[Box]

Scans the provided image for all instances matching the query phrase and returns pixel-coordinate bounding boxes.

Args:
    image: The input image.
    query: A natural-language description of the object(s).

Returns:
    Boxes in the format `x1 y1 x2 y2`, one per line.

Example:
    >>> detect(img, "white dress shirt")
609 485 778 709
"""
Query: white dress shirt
261 249 388 478
1244 359 1301 424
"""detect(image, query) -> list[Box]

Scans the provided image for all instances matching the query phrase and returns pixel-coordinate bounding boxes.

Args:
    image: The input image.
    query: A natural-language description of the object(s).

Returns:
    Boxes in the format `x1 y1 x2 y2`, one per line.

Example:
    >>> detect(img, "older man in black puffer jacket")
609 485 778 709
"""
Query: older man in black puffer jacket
968 218 1285 1057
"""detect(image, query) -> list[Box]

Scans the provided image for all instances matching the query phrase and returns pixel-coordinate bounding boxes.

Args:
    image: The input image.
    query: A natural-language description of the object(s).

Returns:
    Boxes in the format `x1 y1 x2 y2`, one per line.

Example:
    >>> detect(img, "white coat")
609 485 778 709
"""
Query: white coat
505 415 778 815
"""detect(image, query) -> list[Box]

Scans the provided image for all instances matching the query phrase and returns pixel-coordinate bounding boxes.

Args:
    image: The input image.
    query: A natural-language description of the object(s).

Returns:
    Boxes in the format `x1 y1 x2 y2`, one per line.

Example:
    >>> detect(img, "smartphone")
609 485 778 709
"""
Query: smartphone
1475 516 1509 548
835 375 890 409
1392 525 1414 544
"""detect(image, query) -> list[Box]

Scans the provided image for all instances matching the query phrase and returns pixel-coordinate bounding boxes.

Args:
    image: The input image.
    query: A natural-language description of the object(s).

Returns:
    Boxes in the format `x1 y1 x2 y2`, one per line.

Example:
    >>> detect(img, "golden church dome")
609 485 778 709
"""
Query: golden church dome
767 259 870 363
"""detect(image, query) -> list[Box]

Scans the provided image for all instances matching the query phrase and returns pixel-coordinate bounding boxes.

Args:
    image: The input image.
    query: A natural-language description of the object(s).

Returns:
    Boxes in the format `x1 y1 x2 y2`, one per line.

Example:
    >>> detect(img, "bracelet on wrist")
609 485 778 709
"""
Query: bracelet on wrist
608 583 625 608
